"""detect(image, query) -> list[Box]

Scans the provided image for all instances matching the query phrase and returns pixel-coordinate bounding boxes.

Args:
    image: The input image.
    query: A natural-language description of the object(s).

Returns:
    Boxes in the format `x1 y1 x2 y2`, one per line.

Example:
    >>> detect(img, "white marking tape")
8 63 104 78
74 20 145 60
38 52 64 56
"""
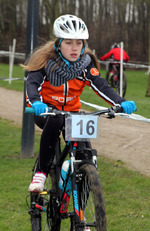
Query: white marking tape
80 100 150 123
99 60 149 69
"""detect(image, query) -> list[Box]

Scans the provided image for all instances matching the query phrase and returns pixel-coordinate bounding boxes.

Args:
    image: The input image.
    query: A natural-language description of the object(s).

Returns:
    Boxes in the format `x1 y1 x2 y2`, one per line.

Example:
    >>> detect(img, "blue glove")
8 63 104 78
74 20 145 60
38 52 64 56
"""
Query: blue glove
121 101 137 114
32 101 49 116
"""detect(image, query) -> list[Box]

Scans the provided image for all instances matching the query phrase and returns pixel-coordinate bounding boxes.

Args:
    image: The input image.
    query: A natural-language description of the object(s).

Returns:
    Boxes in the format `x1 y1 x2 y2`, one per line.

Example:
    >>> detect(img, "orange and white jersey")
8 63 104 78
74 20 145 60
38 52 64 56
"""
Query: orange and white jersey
26 60 125 111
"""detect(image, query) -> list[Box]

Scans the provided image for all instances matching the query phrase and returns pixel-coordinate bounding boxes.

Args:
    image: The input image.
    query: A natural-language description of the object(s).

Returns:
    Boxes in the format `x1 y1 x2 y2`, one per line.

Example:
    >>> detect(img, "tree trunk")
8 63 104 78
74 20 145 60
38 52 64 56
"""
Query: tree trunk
145 74 150 96
145 4 150 97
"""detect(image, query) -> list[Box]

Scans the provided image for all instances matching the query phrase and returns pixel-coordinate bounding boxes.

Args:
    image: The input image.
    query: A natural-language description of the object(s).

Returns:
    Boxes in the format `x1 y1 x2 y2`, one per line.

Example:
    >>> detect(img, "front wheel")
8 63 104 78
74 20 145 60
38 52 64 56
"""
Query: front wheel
116 72 127 97
75 164 107 231
106 71 127 97
105 71 113 87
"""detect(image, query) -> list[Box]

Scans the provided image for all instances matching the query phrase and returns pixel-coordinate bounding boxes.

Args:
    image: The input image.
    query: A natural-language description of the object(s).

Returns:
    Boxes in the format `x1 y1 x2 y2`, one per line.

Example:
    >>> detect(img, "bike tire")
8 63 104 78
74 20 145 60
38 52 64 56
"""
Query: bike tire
30 157 52 231
122 72 127 97
47 193 61 231
31 217 41 231
105 71 114 89
75 164 107 231
105 71 110 83
30 158 41 231
30 194 41 231
116 72 127 97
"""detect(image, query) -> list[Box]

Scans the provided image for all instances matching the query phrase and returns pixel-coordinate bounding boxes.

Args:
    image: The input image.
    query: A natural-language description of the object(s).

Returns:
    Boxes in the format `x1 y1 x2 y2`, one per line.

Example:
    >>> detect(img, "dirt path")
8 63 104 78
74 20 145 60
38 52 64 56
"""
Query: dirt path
0 87 150 177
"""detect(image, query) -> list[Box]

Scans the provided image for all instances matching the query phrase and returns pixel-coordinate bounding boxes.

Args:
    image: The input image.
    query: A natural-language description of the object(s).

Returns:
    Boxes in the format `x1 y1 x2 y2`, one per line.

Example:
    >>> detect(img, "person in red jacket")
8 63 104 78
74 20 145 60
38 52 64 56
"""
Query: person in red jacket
100 43 129 62
21 16 136 193
100 43 129 79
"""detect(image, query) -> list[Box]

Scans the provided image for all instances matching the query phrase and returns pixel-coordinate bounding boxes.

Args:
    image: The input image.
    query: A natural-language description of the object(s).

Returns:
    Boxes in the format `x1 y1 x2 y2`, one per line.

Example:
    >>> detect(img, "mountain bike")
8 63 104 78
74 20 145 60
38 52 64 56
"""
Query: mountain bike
105 60 127 97
26 106 122 231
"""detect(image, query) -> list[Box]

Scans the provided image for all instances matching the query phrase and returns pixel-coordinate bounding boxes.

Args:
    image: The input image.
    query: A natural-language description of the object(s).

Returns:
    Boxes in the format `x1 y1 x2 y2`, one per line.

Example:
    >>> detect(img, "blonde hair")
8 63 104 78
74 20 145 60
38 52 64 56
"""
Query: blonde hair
21 39 100 71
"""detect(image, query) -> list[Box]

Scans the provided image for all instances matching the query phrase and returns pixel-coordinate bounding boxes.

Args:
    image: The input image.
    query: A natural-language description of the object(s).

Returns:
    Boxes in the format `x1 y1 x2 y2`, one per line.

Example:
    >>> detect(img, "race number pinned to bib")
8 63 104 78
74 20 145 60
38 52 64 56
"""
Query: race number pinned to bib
65 115 98 141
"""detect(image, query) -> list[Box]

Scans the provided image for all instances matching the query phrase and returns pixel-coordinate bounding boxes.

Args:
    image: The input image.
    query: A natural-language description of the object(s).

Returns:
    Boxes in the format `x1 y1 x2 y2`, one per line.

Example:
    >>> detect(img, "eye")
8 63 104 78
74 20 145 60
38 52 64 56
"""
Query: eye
64 39 71 44
77 40 82 45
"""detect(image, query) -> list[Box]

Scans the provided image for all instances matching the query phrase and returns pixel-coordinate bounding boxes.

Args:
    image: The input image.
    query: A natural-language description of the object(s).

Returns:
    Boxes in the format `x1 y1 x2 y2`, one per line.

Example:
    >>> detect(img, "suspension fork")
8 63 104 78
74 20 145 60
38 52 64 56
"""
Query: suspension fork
70 142 82 224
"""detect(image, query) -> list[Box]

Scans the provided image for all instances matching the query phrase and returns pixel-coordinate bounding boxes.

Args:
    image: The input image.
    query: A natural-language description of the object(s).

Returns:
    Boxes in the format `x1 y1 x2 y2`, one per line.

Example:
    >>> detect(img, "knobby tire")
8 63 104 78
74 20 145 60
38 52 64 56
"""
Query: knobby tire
71 164 107 231
105 71 127 97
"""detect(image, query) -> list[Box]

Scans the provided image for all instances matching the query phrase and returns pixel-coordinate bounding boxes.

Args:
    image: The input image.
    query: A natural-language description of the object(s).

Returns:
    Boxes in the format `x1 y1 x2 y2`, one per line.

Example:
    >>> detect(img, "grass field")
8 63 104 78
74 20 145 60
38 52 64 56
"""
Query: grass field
0 63 150 230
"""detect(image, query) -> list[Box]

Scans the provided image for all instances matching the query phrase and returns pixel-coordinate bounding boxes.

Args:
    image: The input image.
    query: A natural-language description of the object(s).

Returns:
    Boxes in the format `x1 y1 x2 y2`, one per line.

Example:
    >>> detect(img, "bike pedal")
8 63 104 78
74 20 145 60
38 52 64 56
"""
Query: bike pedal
39 190 48 195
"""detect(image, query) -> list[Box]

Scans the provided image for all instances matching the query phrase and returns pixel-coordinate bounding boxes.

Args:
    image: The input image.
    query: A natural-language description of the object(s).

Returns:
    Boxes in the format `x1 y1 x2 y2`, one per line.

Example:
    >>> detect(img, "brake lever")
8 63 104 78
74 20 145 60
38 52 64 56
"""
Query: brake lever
106 106 123 119
107 108 115 119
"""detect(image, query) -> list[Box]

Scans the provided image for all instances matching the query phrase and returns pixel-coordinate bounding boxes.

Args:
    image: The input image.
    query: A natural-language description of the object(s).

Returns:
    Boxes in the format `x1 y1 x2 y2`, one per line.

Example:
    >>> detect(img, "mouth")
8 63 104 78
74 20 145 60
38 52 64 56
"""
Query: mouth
70 53 78 58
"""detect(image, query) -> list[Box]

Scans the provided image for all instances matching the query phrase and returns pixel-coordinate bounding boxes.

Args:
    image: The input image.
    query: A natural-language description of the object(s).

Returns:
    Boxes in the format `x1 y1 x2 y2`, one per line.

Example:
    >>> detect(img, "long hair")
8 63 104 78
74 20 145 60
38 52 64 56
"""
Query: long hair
84 46 100 70
21 39 59 71
21 39 100 71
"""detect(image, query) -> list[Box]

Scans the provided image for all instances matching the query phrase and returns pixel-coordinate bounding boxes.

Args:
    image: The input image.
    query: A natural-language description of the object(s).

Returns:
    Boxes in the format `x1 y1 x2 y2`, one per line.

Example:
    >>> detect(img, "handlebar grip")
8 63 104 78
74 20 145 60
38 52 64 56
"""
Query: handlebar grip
25 107 35 114
112 106 123 113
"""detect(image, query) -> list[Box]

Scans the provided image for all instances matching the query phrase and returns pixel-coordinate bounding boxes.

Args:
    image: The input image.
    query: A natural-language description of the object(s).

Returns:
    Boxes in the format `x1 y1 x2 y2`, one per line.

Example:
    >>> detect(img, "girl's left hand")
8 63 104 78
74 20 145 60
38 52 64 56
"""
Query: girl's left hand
121 101 137 114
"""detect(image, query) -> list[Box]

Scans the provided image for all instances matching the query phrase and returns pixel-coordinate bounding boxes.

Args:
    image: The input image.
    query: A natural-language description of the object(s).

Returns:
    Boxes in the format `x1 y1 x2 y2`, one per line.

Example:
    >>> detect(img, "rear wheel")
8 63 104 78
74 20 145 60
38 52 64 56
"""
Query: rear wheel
29 158 61 231
73 164 107 231
30 158 42 231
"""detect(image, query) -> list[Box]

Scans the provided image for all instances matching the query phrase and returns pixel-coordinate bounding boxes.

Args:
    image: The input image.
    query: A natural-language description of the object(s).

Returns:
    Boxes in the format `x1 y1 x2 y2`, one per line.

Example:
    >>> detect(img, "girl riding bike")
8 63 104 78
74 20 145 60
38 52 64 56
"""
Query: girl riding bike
21 14 136 194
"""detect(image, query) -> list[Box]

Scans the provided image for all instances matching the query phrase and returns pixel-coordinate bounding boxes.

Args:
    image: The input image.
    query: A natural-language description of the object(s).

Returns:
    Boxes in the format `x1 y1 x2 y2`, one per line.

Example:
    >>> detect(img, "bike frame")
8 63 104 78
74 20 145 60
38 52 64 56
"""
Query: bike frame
53 135 97 228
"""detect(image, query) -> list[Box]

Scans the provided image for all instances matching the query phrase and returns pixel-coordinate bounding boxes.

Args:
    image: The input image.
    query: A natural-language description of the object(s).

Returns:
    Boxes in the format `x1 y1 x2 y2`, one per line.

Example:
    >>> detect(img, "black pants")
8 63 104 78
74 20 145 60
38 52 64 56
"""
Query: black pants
34 114 92 175
34 115 64 174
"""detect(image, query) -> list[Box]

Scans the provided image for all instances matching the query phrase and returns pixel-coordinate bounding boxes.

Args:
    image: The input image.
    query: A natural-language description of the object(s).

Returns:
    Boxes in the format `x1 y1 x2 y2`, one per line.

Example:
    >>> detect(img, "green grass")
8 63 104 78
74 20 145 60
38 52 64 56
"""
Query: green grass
99 159 150 230
0 63 149 118
0 119 40 231
1 118 150 230
0 63 24 91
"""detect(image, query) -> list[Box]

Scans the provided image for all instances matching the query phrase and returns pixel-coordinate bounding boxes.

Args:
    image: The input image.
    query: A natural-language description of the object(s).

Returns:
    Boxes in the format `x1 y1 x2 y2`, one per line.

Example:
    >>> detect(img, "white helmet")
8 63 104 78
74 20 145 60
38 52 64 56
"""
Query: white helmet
53 14 89 39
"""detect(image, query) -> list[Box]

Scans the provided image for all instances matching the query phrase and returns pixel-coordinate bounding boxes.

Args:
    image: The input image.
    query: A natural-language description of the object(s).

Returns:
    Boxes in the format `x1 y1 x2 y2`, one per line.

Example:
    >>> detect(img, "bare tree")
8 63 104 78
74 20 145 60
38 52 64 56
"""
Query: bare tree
145 0 150 96
0 0 150 62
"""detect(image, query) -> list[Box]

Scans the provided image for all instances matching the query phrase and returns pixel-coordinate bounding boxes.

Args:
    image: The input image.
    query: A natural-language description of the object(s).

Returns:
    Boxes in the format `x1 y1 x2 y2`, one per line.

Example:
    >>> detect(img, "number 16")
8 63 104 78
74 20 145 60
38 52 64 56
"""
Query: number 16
77 119 95 136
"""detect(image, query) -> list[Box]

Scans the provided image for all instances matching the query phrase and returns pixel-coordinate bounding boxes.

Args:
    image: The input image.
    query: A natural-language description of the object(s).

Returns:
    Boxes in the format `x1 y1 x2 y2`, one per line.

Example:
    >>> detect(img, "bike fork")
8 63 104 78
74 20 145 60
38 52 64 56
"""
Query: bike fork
70 146 84 228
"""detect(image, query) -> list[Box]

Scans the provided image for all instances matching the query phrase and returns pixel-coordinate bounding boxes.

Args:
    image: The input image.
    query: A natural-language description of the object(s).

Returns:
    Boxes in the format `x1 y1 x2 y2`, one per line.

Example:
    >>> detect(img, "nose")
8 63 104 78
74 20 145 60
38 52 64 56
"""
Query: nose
72 42 77 50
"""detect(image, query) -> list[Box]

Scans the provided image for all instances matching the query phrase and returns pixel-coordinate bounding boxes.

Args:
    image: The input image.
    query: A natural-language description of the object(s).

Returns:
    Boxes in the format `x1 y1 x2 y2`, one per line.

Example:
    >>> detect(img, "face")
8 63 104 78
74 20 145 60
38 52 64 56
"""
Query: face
60 39 83 62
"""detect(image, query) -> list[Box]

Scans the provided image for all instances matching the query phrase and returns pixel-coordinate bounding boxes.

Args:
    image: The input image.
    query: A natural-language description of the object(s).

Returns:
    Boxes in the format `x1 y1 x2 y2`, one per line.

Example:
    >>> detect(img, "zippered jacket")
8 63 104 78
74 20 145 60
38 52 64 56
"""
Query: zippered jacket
100 48 129 62
26 60 125 111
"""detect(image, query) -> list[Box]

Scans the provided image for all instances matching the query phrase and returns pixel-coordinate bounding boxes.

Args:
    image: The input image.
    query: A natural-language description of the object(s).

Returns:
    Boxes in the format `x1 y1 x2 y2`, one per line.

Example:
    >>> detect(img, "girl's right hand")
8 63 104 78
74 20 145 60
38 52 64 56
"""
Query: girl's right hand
32 101 49 116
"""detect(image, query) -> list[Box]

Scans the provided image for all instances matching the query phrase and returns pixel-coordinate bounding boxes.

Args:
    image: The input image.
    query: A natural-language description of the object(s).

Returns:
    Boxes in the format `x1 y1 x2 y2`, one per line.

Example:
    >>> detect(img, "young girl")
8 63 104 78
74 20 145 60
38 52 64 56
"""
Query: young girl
22 14 136 193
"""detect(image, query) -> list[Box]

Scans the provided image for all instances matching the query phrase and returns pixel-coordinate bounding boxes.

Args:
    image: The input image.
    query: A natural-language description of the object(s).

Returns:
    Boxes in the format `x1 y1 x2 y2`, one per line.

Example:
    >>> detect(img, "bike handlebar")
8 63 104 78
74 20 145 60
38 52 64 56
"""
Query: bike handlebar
25 106 123 117
25 107 35 114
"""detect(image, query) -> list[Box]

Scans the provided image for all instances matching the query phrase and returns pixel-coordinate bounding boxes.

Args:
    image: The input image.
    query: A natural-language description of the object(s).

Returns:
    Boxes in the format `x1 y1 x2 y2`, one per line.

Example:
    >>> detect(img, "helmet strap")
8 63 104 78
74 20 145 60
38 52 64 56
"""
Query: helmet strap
80 40 85 55
54 39 85 68
54 38 63 51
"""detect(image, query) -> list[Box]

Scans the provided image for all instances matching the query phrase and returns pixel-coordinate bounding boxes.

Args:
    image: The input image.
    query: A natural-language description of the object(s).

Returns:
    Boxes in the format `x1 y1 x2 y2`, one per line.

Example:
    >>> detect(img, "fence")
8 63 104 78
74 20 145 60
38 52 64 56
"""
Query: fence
0 39 25 84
